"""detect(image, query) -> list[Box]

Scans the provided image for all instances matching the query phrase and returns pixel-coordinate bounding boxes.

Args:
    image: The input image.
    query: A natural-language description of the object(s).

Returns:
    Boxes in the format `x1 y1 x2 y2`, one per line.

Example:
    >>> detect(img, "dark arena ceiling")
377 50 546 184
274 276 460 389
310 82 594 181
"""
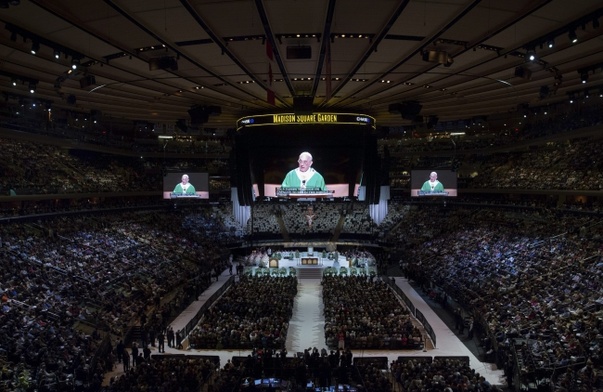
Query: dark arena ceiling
1 0 602 132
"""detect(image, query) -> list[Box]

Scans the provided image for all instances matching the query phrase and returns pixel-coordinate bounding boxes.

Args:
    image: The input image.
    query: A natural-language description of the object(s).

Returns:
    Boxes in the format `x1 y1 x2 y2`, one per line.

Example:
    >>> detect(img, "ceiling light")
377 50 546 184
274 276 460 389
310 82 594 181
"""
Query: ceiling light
526 48 537 61
568 29 578 43
547 39 554 49
71 57 80 70
54 49 60 59
30 41 40 55
28 82 36 93
580 71 588 83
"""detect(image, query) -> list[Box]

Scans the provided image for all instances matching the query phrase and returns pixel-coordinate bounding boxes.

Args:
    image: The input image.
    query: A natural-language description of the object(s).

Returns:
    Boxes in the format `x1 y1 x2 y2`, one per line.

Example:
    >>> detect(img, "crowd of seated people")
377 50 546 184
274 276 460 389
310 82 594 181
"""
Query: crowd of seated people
374 202 411 239
340 203 374 235
209 204 248 239
0 139 158 195
391 205 603 390
246 204 282 236
0 209 234 391
322 275 422 350
0 138 233 198
3 213 223 334
195 345 393 392
380 100 603 155
132 137 231 155
1 105 601 209
0 251 106 390
0 107 233 156
466 137 603 191
246 201 380 241
391 357 501 391
0 195 171 219
187 275 297 350
101 356 217 392
386 134 603 193
1 104 603 392
280 202 342 235
182 206 247 245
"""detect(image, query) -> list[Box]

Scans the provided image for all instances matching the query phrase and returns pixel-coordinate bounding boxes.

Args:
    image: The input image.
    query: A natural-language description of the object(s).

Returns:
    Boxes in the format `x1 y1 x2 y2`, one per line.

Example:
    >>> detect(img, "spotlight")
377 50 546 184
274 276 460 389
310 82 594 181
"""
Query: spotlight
526 48 537 61
580 71 588 84
54 49 60 59
568 29 578 43
71 57 80 70
11 79 17 86
30 41 40 55
28 82 36 93
547 39 554 49
422 50 453 67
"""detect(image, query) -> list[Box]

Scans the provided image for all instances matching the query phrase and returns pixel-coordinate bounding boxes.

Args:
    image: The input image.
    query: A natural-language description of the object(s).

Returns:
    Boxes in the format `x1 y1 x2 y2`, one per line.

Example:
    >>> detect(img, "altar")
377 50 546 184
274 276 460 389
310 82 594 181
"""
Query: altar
274 251 348 268
243 247 380 278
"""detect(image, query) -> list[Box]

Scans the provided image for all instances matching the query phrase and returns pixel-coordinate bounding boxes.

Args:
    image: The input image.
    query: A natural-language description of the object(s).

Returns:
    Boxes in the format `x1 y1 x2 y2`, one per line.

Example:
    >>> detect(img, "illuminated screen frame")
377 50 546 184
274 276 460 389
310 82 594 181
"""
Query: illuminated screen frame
410 169 458 197
236 113 376 202
162 172 209 200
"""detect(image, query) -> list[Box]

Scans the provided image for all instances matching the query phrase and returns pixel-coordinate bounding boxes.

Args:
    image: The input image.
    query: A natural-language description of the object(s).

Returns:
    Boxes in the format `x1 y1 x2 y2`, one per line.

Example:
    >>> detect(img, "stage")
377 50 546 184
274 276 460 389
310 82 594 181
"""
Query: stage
241 250 378 277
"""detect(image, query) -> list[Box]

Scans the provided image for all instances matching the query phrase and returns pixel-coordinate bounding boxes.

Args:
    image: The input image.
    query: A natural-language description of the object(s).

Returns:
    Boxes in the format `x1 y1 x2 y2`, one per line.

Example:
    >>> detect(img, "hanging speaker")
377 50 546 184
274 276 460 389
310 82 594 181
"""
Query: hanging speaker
79 75 96 88
399 101 422 120
286 46 312 59
293 96 313 115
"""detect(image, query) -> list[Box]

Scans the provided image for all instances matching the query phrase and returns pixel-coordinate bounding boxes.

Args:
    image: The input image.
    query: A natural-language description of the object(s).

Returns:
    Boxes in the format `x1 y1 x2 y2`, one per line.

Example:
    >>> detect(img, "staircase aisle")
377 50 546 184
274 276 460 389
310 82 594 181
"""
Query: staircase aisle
296 267 323 279
285 279 326 354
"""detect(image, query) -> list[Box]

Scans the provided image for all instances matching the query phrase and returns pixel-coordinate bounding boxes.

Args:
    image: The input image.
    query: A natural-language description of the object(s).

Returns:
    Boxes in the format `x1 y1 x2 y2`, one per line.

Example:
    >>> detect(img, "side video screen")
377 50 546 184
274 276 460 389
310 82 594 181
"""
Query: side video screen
162 172 209 200
410 169 457 197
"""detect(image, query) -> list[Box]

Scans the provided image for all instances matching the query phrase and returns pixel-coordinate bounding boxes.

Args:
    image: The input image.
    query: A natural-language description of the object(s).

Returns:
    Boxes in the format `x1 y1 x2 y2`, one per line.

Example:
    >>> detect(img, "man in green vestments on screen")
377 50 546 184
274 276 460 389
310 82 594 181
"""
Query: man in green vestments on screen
173 174 196 195
420 171 445 193
281 151 326 191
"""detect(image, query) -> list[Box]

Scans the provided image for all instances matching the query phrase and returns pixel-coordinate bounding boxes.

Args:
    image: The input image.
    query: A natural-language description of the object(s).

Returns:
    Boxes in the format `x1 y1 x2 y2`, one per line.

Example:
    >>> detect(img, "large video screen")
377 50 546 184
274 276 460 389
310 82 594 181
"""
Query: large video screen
235 120 377 203
410 169 458 197
162 172 209 200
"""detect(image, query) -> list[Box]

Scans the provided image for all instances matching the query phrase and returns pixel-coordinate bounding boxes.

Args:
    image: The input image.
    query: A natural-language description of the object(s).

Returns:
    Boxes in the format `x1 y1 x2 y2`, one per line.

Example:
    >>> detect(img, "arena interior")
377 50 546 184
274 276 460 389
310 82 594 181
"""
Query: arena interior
0 1 602 392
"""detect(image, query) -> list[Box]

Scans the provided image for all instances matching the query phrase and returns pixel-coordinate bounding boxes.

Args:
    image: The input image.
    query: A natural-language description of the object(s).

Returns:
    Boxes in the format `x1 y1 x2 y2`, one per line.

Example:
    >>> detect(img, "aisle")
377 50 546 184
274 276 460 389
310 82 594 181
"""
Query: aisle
285 279 326 353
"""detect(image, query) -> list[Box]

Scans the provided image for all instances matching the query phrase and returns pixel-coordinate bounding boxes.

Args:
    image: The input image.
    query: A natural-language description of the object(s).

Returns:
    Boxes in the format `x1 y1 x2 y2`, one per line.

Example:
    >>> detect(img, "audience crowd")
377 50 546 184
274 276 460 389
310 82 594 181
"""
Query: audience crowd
0 138 230 198
187 275 297 350
0 210 232 391
391 357 500 391
465 137 603 191
102 356 216 392
322 275 422 350
0 100 602 391
210 346 390 392
392 205 603 391
380 99 603 155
